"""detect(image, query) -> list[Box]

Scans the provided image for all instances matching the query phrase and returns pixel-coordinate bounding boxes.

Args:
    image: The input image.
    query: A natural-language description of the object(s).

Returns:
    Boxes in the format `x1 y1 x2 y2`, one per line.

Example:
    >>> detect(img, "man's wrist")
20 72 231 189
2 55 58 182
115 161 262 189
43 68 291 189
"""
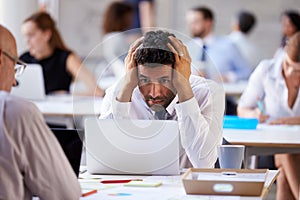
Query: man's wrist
176 80 194 102
116 83 136 102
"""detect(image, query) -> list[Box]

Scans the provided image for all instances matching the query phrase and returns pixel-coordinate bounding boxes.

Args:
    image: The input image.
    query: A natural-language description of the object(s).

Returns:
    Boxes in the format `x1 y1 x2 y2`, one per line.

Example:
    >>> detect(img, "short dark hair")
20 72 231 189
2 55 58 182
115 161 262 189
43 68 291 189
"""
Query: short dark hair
191 6 214 21
282 10 300 31
237 11 256 34
134 30 175 67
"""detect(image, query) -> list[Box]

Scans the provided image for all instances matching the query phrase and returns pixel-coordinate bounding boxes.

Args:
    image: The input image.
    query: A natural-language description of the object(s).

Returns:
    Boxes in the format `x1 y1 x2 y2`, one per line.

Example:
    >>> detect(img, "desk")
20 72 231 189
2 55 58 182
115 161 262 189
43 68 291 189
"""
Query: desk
223 124 300 168
32 95 102 128
79 169 279 200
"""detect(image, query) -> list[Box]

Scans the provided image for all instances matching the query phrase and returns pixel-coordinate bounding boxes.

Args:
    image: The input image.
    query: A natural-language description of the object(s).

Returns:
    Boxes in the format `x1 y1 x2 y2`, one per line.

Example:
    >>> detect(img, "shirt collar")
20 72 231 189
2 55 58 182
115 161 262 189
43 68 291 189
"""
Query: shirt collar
203 33 215 46
193 33 215 47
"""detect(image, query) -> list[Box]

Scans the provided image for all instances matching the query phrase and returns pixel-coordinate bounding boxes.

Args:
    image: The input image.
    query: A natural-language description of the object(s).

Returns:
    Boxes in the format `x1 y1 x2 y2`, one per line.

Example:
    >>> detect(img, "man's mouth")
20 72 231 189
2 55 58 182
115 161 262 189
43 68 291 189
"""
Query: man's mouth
148 99 164 105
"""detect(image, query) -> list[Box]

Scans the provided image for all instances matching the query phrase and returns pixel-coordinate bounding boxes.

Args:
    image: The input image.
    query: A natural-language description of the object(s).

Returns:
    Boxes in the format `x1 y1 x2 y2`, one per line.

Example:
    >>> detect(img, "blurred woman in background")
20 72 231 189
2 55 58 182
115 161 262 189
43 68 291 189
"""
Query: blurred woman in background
20 12 104 96
274 10 300 58
100 1 134 85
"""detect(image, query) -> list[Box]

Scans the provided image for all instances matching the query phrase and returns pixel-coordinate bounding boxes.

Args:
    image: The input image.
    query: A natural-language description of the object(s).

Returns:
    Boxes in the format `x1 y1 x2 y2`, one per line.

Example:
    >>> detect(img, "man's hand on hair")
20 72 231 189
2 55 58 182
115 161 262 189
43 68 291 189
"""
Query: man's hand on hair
117 37 143 102
167 36 193 102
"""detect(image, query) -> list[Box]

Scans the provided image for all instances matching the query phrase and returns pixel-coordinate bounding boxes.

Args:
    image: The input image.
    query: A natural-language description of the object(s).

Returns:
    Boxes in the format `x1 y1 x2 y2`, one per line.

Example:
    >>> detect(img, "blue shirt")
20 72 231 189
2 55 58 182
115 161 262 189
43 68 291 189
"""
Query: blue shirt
187 35 252 82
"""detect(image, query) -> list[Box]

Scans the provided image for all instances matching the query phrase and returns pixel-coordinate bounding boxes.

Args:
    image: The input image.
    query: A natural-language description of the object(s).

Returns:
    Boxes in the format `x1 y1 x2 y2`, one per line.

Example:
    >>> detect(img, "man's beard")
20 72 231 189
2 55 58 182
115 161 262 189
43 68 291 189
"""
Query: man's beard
144 95 175 112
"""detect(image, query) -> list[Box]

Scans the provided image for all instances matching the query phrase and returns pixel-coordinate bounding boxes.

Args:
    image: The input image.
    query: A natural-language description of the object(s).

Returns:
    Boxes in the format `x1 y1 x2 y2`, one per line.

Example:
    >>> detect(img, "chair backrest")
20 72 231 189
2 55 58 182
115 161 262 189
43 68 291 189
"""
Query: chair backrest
51 128 83 177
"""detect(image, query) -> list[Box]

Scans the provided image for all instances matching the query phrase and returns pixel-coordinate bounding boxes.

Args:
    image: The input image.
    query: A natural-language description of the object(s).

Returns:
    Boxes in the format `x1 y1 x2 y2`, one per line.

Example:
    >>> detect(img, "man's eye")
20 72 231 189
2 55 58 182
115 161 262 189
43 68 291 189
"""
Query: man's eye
159 79 171 84
139 78 150 84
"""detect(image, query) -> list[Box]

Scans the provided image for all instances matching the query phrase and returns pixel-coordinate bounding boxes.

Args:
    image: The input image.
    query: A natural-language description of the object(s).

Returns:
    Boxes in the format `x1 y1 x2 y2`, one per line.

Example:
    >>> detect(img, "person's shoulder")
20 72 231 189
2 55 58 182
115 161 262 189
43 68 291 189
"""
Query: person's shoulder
55 48 72 58
212 36 237 51
4 94 42 120
190 75 222 92
215 36 232 44
190 75 224 99
256 59 275 72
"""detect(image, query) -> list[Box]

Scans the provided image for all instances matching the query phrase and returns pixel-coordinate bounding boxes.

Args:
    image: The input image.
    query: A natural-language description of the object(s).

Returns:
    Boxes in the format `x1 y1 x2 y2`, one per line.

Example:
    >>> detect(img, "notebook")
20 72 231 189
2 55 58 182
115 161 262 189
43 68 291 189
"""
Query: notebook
51 128 83 177
85 118 180 175
11 64 46 100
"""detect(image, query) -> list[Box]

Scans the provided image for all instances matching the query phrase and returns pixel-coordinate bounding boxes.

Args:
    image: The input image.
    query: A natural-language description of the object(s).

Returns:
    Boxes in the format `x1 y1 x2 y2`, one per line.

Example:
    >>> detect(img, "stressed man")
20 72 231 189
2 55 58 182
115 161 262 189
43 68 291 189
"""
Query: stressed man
100 30 225 168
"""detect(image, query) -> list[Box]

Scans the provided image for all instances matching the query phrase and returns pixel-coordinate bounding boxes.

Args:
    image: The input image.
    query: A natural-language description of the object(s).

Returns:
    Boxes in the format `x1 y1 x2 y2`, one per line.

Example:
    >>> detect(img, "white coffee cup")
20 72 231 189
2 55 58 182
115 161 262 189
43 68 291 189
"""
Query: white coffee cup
217 145 245 169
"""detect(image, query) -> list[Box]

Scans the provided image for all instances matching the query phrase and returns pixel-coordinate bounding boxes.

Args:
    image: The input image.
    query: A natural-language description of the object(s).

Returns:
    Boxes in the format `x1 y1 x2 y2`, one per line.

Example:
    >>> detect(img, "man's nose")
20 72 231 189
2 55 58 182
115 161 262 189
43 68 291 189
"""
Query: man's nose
148 83 161 98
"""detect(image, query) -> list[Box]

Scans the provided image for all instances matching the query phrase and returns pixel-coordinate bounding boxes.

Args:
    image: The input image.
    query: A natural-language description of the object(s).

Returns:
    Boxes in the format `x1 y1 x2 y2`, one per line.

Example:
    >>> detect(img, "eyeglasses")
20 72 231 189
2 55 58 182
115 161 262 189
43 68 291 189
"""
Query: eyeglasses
2 50 27 77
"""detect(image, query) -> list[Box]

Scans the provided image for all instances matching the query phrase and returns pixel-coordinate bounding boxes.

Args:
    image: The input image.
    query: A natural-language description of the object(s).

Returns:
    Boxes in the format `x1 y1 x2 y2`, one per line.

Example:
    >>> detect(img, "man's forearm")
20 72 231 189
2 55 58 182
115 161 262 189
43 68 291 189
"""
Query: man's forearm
176 79 194 103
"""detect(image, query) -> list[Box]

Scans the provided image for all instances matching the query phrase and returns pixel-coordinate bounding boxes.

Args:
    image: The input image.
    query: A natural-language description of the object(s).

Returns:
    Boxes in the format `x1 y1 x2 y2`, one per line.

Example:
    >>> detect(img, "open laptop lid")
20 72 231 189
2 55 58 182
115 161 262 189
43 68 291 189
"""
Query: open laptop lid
85 118 180 175
11 64 46 100
51 128 83 177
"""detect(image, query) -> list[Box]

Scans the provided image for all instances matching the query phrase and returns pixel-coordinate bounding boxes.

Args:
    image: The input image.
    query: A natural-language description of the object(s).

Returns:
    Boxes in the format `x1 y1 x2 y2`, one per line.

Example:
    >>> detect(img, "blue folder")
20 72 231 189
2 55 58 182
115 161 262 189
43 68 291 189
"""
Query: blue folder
223 115 258 129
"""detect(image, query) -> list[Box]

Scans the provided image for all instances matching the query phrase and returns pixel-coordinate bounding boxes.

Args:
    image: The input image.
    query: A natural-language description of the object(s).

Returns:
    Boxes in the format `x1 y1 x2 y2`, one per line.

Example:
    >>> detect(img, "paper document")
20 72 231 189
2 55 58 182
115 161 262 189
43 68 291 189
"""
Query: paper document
192 172 266 182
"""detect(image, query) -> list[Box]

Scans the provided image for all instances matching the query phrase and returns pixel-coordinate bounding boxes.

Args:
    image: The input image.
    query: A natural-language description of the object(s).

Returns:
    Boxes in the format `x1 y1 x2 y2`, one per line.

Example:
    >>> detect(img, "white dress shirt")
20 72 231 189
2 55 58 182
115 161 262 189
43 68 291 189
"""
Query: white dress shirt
100 75 225 168
0 91 81 200
238 54 300 119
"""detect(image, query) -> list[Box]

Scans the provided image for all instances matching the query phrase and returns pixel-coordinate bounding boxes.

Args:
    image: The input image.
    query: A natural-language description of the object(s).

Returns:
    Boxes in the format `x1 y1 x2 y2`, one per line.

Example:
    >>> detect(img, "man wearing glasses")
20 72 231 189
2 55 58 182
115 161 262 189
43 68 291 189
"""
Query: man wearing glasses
0 25 81 199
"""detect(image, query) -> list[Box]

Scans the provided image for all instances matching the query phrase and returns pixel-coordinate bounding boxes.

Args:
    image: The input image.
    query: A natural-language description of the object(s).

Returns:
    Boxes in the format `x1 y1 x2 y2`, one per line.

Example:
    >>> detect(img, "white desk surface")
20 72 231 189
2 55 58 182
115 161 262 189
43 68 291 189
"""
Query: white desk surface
223 124 300 168
79 169 279 200
32 95 102 117
223 124 300 147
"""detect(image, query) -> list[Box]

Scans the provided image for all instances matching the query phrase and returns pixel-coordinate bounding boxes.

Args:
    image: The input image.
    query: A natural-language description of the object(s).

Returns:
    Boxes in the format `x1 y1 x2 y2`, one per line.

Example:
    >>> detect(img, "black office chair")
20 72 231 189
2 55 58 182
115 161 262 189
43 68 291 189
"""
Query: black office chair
51 128 84 177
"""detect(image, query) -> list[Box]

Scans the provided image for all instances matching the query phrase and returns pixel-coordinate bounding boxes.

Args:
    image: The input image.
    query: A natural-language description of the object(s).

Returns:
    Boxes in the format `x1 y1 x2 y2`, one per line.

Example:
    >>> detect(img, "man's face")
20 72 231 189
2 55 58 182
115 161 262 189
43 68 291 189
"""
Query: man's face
186 11 211 38
138 64 176 112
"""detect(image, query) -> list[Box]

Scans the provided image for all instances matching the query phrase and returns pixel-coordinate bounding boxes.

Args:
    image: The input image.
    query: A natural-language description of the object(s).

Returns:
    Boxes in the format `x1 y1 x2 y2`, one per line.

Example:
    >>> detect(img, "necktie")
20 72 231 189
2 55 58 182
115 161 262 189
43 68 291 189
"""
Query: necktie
154 110 167 120
200 44 207 62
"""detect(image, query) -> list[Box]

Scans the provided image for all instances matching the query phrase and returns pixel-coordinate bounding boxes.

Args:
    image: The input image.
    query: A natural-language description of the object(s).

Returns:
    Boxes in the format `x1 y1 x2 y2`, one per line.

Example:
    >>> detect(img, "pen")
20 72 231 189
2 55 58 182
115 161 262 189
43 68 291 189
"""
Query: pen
100 179 143 184
81 189 97 197
256 100 266 115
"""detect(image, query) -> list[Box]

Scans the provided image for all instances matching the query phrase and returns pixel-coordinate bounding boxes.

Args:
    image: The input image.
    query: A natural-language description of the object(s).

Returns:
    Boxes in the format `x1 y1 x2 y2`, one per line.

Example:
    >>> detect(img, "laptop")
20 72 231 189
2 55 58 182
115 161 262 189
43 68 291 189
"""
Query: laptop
11 64 46 100
51 128 83 177
85 118 180 175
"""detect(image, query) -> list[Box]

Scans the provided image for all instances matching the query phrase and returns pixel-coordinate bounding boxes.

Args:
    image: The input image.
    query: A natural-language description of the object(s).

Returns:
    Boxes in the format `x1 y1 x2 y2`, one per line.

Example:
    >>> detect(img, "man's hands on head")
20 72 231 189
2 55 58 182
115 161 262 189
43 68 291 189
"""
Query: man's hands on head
117 35 194 104
117 37 143 102
167 36 194 102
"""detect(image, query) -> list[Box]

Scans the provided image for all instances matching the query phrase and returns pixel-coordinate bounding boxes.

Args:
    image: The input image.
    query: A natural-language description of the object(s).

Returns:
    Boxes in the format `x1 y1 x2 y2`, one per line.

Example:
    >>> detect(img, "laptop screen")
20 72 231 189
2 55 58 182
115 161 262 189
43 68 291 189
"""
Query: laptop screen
51 128 83 177
85 118 180 175
11 64 46 100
